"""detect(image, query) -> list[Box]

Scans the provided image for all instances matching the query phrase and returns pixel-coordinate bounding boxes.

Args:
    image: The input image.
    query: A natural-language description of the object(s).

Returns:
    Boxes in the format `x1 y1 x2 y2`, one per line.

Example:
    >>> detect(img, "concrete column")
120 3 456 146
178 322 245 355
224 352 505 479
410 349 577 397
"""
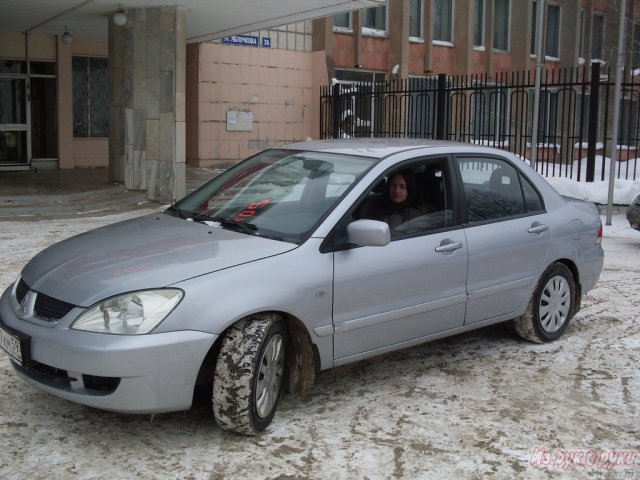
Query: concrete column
453 0 474 75
560 0 581 69
583 0 593 72
57 36 73 169
109 6 186 203
484 0 495 77
510 0 532 72
389 0 409 79
423 0 433 73
603 0 623 68
313 18 335 80
353 11 362 67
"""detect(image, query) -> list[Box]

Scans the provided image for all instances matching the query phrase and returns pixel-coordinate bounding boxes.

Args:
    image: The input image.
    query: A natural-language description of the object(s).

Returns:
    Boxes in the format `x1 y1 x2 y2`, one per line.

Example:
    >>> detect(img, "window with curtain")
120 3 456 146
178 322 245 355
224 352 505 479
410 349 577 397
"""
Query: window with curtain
545 5 560 58
493 0 509 50
531 2 536 55
410 0 423 38
531 3 560 57
363 5 386 31
72 57 109 138
434 0 453 42
591 14 604 59
633 23 640 67
578 9 585 58
474 0 484 47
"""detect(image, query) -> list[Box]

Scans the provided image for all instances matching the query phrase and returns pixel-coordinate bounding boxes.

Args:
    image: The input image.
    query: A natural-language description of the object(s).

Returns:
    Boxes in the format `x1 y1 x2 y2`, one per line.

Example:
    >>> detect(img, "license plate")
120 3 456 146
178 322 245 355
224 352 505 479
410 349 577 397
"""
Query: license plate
0 324 24 365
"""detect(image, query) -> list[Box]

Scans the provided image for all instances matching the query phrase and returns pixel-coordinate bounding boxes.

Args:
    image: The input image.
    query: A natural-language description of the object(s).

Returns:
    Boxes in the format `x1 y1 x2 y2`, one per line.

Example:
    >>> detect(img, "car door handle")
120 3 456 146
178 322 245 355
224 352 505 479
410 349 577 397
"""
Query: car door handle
528 223 549 234
435 241 463 253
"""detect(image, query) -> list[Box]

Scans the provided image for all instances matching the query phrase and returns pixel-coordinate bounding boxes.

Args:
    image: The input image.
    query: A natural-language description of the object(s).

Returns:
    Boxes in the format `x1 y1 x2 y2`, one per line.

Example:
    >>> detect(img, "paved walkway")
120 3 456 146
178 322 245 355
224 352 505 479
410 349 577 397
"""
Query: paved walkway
0 167 222 221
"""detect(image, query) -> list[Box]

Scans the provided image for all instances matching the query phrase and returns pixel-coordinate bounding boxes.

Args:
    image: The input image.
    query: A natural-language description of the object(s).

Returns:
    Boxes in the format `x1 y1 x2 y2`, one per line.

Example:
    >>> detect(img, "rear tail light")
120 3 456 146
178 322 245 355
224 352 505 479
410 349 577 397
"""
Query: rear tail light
595 224 603 245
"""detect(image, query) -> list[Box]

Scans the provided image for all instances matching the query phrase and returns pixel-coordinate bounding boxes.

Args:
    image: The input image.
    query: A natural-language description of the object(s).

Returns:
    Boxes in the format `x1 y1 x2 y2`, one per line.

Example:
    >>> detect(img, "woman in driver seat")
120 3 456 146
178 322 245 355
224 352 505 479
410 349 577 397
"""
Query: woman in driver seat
374 169 423 230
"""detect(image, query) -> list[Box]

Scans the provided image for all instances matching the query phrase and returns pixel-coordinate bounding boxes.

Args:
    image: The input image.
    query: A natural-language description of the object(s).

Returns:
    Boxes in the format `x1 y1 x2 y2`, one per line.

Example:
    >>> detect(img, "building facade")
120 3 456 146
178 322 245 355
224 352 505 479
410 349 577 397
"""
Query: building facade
318 0 640 81
1 1 638 189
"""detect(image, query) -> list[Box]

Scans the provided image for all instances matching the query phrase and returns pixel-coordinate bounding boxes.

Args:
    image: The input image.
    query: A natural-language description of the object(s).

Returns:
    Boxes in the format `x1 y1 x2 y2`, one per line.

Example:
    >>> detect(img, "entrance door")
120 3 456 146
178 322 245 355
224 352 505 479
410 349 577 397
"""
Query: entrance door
0 77 29 166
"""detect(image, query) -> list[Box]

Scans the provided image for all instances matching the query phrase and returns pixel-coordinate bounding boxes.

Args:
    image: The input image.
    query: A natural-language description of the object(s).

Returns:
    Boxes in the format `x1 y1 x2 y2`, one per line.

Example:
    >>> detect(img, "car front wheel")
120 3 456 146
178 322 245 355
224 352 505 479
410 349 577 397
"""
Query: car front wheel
514 263 576 344
213 313 287 435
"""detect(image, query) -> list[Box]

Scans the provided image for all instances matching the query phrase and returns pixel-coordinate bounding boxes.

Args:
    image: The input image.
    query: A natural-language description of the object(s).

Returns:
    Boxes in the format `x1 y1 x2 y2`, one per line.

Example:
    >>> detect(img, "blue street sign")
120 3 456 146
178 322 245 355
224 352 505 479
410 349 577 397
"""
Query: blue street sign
222 35 259 47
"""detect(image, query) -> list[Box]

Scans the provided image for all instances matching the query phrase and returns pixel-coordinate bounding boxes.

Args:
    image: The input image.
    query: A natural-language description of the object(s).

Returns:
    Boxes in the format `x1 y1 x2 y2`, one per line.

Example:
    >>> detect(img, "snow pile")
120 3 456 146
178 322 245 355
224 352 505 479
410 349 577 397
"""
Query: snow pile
535 155 640 205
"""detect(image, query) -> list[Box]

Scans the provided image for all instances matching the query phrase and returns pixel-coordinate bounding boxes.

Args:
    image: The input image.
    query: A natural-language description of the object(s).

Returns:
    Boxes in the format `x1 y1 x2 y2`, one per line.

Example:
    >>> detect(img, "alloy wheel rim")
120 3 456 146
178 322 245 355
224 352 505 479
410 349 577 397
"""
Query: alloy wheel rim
255 333 285 418
539 275 571 333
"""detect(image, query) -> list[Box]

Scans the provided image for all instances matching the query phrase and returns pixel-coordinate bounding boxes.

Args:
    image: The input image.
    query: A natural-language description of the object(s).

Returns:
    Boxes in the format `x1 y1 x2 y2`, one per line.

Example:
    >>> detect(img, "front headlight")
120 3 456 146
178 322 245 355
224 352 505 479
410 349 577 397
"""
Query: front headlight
71 289 183 334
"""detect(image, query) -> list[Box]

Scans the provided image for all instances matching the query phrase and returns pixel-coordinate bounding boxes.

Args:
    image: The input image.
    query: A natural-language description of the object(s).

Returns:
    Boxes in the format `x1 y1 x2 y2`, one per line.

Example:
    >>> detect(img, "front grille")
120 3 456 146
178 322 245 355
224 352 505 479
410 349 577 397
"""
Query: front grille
33 292 76 322
16 278 29 304
14 278 77 322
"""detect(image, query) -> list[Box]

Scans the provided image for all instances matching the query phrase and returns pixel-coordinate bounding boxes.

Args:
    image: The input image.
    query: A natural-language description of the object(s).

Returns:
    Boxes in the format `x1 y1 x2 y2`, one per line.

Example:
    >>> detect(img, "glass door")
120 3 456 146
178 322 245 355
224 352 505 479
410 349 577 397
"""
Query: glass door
0 77 29 166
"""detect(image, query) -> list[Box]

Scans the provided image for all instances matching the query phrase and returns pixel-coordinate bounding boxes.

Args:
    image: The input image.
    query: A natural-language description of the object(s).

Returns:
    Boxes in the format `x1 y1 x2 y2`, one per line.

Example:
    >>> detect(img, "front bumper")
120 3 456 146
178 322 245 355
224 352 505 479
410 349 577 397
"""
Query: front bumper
0 288 217 414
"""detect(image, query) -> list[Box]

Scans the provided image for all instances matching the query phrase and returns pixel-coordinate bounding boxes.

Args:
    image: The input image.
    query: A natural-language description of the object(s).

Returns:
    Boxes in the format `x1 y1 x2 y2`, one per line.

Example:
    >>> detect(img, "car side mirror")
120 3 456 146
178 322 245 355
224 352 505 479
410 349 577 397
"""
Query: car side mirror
347 220 390 247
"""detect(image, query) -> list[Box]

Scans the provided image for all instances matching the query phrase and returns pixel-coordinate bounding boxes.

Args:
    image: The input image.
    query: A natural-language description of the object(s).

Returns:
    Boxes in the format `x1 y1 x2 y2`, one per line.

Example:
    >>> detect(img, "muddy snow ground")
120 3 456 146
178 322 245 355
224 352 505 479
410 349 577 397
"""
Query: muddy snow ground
0 209 638 480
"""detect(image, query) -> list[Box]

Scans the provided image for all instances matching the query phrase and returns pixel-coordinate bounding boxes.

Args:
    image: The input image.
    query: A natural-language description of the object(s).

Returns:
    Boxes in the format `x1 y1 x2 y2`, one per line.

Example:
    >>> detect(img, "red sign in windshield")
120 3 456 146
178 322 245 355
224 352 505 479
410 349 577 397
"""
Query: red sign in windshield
234 199 270 222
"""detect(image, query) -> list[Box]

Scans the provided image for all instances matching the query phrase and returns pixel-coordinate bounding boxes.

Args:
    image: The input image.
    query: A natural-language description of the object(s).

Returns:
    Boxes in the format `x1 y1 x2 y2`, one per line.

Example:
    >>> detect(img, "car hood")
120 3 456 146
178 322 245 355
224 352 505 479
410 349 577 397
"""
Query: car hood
21 213 296 307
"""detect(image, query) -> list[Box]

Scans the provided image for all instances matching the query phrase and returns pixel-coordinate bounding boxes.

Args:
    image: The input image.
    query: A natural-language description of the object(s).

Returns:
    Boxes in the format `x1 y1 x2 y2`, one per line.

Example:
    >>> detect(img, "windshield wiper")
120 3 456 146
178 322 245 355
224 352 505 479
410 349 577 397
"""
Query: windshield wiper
166 204 187 219
211 216 258 235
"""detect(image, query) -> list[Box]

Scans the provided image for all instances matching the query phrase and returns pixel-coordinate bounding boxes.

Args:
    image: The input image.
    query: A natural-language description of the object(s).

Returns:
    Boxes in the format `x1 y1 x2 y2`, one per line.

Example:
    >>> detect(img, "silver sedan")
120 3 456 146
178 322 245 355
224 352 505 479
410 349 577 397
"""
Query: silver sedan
0 140 604 435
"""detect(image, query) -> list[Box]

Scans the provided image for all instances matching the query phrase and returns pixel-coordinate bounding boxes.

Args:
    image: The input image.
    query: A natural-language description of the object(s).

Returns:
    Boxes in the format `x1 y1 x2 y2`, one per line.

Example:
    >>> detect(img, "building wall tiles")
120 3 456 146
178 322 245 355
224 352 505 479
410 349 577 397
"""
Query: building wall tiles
187 43 315 167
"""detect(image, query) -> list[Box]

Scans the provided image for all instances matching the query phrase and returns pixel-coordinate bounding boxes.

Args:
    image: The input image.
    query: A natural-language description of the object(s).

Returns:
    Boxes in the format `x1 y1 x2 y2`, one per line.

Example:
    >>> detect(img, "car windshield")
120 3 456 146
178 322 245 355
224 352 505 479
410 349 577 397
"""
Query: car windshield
167 149 376 243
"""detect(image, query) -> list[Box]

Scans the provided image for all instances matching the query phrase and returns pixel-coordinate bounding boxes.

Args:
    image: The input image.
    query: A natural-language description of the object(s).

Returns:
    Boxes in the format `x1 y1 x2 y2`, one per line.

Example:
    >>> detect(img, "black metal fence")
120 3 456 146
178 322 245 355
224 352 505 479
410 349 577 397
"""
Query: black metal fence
320 64 640 181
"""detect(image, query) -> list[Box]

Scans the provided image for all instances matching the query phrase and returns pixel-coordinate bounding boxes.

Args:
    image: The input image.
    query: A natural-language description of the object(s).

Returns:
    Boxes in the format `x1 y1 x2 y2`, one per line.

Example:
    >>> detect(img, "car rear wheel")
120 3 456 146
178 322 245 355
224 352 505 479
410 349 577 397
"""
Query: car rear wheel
212 313 287 435
514 263 576 344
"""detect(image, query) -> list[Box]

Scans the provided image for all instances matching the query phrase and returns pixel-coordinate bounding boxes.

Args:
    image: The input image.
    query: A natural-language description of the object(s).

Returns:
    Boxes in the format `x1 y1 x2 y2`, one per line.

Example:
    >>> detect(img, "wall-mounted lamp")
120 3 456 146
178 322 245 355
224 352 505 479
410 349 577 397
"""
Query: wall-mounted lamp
61 26 73 45
391 64 400 80
113 6 127 26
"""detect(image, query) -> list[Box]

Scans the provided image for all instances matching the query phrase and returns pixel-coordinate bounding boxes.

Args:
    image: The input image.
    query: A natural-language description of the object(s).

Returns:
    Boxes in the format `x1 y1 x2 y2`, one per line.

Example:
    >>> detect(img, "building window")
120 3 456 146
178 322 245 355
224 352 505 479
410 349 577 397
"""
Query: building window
72 57 109 138
363 5 386 32
493 0 509 51
531 3 561 57
633 23 640 68
334 12 352 30
530 2 537 55
259 21 313 52
410 0 423 38
434 0 453 42
546 5 560 58
474 0 484 47
579 8 585 58
591 14 604 60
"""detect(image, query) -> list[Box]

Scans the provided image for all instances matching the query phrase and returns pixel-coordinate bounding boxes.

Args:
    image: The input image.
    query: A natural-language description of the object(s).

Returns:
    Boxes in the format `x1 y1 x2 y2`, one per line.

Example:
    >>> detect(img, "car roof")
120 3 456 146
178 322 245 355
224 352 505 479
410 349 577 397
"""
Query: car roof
279 138 498 159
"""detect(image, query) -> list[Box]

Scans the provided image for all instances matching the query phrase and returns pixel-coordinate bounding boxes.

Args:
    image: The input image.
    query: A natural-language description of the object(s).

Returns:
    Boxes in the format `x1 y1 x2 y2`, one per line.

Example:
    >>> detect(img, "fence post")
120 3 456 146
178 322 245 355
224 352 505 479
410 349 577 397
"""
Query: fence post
586 63 600 182
332 83 341 139
436 73 447 140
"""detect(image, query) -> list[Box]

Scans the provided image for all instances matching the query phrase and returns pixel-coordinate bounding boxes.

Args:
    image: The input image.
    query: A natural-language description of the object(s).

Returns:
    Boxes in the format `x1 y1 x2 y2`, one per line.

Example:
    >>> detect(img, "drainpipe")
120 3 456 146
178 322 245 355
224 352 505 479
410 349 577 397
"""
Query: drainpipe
530 0 546 170
606 0 627 225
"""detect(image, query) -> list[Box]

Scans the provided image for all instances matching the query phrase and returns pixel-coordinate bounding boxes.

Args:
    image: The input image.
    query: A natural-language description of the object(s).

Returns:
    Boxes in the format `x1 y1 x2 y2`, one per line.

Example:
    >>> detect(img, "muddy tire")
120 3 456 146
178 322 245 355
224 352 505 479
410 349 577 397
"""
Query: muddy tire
514 263 576 344
212 313 287 435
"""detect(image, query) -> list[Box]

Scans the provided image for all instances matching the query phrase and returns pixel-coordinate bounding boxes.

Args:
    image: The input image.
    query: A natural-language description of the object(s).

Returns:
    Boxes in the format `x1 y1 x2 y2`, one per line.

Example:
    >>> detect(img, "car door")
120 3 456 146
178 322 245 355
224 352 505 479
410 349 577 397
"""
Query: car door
331 157 468 361
455 155 552 324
